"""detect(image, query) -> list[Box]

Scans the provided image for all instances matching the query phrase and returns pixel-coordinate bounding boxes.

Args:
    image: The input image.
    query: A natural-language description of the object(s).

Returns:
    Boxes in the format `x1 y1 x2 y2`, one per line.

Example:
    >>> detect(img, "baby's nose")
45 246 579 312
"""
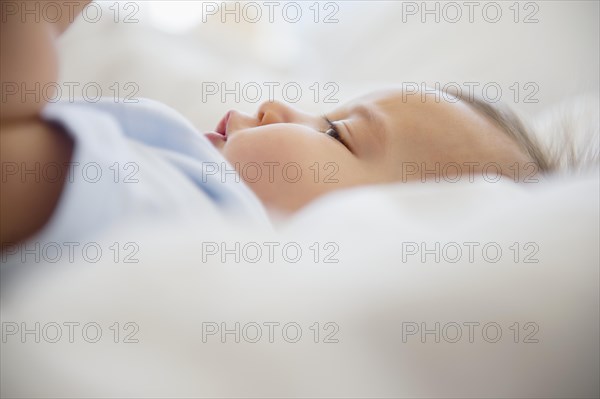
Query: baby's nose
257 100 315 127
257 100 291 125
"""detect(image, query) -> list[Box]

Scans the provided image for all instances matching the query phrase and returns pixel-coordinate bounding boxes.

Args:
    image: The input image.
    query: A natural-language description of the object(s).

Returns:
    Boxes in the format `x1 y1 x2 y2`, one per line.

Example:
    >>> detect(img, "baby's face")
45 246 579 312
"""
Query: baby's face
205 88 531 213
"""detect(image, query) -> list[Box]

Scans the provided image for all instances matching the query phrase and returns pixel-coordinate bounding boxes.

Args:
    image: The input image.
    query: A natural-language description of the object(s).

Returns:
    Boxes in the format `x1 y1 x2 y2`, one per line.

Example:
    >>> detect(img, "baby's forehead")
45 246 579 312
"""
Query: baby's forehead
356 88 515 148
342 88 474 128
330 88 507 149
347 87 463 112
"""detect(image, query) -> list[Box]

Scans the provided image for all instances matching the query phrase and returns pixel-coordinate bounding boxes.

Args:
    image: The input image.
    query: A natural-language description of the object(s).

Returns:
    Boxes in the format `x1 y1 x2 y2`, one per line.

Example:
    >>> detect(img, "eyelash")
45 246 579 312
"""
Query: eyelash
323 116 346 146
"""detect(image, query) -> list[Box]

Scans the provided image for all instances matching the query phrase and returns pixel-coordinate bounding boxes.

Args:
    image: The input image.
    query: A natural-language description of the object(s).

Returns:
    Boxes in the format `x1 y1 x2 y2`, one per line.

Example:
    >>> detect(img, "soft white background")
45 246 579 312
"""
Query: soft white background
58 0 600 131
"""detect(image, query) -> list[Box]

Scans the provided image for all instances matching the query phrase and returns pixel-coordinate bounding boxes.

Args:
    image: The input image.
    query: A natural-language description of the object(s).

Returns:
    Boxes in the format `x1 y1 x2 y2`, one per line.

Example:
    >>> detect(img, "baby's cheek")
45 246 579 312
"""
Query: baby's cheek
223 131 285 167
223 129 311 167
221 129 370 211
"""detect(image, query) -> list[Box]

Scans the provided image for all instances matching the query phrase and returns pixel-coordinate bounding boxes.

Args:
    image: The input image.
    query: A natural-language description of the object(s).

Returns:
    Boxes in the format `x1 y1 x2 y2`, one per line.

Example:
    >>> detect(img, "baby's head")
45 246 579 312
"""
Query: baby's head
206 88 550 213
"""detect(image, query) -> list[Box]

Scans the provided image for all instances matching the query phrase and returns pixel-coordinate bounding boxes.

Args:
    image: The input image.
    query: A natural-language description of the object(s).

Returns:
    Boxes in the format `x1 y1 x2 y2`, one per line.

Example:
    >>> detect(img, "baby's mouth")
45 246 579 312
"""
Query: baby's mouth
204 131 226 147
203 111 231 147
215 110 232 137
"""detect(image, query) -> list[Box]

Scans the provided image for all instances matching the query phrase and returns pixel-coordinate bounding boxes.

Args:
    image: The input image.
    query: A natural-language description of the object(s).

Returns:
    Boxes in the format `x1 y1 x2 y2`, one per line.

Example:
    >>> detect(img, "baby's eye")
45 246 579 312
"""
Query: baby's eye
325 126 341 141
323 116 347 148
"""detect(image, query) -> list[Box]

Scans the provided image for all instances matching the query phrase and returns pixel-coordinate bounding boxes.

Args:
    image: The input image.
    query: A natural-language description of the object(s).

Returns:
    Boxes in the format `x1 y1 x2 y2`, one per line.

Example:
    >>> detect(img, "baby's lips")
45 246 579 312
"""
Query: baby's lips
215 110 232 137
204 131 226 146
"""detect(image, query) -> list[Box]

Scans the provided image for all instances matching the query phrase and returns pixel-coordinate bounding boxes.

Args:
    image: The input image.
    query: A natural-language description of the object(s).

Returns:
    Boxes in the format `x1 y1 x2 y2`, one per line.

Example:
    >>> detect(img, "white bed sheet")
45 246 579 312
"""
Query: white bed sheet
2 174 598 398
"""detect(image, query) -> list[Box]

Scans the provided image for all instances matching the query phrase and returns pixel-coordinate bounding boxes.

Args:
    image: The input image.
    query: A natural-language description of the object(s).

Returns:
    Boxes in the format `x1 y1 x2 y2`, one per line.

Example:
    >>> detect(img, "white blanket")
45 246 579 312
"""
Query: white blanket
2 174 598 398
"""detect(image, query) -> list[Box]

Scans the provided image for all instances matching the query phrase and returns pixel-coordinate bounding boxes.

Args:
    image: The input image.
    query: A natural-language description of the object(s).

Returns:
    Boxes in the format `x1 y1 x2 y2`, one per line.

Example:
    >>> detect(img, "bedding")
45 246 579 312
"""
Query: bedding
2 172 598 398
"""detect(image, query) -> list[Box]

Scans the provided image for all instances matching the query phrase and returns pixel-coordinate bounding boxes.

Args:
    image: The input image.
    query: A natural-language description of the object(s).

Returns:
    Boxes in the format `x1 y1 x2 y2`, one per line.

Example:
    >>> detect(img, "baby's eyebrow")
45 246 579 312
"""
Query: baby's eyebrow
348 104 387 142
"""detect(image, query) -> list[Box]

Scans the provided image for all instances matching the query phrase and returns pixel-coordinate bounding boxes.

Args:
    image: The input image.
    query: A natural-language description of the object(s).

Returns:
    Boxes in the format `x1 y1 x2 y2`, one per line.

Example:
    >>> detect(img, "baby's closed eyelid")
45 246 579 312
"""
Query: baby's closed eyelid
338 120 357 151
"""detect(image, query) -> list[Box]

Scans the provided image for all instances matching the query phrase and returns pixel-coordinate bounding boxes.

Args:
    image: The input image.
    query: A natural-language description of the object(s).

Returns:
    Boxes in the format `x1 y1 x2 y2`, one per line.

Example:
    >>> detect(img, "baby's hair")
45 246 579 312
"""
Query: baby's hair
533 94 599 175
446 89 552 173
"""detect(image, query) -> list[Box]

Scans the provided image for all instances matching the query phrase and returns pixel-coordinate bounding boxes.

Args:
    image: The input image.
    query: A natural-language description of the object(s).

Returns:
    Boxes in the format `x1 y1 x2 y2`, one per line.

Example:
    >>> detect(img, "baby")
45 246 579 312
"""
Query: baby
0 1 549 248
205 90 550 212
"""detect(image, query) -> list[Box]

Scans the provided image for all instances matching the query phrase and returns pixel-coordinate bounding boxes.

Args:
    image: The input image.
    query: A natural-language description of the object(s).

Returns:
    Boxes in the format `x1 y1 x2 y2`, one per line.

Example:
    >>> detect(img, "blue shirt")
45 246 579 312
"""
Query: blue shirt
29 98 270 244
